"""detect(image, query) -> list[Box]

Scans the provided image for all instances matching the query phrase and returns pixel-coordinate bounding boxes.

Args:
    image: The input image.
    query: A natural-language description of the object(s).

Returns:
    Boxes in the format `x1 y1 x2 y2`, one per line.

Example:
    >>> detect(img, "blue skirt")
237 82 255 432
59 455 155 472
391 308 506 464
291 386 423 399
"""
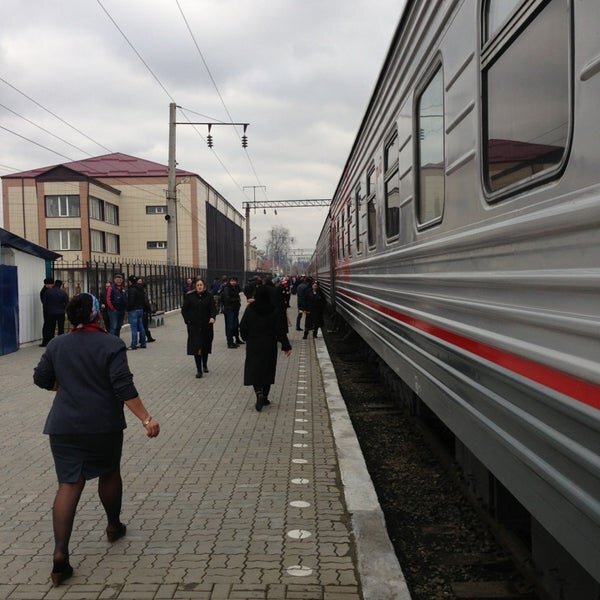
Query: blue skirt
49 432 123 483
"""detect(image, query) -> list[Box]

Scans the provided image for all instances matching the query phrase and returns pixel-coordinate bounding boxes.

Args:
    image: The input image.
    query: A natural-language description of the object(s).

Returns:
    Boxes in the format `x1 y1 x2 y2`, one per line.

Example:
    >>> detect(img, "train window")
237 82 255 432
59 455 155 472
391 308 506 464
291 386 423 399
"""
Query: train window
347 205 351 256
416 66 445 225
366 166 376 248
355 184 362 252
384 131 400 239
485 0 521 40
482 0 570 195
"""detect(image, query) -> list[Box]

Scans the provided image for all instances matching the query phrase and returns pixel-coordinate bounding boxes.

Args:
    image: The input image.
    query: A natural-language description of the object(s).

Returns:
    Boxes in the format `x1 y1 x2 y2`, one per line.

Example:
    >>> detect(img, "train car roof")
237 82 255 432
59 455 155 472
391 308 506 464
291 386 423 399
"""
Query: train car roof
330 0 414 212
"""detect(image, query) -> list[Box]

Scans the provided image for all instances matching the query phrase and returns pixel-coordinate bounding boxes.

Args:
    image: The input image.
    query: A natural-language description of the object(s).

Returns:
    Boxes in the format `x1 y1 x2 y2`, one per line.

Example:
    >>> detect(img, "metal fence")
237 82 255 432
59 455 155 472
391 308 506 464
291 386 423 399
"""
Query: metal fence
52 259 205 313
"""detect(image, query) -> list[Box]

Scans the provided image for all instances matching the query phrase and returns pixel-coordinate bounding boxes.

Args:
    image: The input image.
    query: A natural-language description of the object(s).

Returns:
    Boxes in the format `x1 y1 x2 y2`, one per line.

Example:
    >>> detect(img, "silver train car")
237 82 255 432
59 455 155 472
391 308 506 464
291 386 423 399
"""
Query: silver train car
311 1 599 596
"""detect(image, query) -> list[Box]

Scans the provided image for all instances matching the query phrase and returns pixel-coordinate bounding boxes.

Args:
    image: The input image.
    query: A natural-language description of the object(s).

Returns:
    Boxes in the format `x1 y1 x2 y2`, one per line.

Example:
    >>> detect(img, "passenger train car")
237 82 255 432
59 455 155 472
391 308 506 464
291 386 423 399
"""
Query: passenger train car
311 1 599 597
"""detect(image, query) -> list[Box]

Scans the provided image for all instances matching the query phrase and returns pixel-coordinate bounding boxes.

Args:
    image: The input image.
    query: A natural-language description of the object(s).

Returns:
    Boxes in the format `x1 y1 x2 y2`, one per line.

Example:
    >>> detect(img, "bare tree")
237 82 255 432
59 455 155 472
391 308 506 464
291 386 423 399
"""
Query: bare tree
265 225 292 274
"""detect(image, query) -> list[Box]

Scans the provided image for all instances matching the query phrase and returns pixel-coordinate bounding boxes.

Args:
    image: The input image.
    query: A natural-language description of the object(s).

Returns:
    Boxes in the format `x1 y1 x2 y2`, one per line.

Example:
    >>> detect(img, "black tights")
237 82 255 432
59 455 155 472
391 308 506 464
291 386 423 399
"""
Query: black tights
52 469 122 567
253 384 271 398
193 352 209 372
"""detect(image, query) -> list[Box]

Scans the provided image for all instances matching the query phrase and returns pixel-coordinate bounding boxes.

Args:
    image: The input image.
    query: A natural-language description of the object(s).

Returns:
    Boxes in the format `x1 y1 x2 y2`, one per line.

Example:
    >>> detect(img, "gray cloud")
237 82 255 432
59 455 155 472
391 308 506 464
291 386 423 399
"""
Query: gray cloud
0 0 406 251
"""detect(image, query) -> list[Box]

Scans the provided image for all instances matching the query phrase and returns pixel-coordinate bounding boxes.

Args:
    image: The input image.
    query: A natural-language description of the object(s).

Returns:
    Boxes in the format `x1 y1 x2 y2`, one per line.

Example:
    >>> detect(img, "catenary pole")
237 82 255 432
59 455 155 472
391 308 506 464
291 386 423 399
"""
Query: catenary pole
166 102 177 267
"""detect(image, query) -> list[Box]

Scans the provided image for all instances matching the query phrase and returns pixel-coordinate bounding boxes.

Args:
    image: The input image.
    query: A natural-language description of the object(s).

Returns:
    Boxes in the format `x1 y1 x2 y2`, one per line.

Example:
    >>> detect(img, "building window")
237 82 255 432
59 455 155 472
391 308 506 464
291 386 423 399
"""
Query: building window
47 229 81 251
416 65 445 225
146 205 167 214
104 203 119 225
366 166 376 248
483 0 569 195
45 195 80 218
147 241 167 249
90 196 104 221
90 229 105 252
106 232 119 254
384 130 400 238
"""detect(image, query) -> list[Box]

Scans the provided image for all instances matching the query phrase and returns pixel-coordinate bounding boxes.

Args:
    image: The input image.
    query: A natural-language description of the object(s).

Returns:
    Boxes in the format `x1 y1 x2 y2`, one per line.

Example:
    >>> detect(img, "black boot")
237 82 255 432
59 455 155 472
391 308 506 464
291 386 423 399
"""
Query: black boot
255 391 264 412
203 362 209 373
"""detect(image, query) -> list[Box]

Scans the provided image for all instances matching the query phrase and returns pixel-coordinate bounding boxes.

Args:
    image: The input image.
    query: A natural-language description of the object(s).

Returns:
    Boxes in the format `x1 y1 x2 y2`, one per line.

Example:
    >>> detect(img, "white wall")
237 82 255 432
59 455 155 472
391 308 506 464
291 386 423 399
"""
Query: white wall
2 248 47 344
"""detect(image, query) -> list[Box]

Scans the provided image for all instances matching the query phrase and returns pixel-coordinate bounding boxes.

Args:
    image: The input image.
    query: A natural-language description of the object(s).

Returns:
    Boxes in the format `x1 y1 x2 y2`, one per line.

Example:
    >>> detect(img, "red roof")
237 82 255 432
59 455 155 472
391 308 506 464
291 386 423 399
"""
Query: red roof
2 152 195 179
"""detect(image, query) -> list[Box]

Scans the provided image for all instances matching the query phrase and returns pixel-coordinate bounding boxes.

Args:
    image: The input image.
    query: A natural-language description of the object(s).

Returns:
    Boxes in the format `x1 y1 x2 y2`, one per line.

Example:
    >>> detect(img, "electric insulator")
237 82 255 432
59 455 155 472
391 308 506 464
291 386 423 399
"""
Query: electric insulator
241 135 248 148
207 134 213 148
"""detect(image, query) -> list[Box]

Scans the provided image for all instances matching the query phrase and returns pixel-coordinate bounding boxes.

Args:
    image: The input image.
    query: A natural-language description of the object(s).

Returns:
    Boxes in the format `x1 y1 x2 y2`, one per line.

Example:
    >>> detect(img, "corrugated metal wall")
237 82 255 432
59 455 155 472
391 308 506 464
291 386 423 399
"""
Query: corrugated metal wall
205 203 244 279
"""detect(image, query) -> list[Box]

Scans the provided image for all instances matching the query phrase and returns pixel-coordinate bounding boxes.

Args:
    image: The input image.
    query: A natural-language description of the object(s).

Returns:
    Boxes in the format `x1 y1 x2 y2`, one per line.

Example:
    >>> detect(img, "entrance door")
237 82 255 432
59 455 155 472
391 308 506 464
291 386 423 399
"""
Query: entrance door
0 265 19 355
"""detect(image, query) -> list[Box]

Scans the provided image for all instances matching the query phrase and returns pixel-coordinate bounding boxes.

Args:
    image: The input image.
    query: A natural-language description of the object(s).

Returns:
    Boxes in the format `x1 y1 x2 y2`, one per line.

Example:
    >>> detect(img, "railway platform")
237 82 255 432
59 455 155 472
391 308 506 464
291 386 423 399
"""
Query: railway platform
0 309 409 600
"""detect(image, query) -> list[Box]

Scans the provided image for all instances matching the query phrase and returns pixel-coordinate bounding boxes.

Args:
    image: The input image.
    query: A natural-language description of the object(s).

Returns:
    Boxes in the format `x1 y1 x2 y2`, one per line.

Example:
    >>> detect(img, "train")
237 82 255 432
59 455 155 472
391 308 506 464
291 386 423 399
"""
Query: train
310 1 600 598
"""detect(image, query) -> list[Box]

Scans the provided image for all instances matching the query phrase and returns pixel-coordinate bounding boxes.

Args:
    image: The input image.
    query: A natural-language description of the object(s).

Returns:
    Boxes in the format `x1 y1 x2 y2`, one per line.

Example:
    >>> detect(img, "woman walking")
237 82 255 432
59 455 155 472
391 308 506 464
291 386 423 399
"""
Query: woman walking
239 285 292 411
181 278 216 377
303 280 325 339
33 293 160 586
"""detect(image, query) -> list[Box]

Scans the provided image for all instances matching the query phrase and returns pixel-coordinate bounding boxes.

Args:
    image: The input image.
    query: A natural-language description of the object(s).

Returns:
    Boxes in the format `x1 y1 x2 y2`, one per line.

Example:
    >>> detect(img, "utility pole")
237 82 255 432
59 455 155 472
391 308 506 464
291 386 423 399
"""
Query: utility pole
166 102 177 267
166 102 250 268
243 185 266 274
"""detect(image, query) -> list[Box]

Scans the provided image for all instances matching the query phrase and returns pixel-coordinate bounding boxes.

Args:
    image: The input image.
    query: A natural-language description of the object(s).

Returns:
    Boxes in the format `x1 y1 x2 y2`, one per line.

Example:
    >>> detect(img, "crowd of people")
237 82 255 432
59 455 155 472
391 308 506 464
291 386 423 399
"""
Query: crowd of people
33 271 324 586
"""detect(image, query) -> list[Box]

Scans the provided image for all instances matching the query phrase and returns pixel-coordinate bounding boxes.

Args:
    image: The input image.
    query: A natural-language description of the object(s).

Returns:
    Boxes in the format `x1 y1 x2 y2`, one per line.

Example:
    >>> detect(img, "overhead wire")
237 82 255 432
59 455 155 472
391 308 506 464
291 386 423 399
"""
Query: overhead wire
0 101 94 157
95 0 248 207
0 76 113 154
0 3 255 239
174 0 269 202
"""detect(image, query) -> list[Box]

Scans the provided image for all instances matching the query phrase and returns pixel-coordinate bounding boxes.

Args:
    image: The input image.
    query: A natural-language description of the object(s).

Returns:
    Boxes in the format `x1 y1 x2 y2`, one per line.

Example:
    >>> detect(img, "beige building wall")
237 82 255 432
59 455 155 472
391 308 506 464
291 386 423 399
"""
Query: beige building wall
3 167 242 269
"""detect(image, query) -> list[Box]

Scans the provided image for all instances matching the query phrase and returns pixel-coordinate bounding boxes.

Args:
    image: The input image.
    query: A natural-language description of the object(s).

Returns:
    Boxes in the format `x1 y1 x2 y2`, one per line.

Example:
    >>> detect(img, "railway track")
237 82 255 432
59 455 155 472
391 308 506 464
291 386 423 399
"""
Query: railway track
322 314 542 600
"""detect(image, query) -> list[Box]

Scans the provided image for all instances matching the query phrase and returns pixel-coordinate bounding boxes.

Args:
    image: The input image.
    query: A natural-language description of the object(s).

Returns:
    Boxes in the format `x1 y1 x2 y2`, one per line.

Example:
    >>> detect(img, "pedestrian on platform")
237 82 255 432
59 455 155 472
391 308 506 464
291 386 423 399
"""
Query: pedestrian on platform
138 277 156 343
303 280 325 339
239 285 292 412
221 275 244 348
42 280 69 341
39 277 55 347
295 276 311 331
106 273 127 337
99 282 111 331
181 278 216 377
126 275 147 350
33 292 160 587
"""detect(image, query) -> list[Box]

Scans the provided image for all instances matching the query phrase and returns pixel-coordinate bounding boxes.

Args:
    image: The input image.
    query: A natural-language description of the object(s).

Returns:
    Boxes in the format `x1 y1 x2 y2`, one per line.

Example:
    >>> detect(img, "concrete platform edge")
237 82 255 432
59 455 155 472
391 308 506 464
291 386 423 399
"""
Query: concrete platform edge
315 337 412 600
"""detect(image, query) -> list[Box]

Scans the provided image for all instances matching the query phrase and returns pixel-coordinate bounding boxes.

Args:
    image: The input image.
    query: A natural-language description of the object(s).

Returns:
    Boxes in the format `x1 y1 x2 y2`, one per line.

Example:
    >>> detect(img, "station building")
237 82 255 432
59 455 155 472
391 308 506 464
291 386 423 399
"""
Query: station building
1 152 244 272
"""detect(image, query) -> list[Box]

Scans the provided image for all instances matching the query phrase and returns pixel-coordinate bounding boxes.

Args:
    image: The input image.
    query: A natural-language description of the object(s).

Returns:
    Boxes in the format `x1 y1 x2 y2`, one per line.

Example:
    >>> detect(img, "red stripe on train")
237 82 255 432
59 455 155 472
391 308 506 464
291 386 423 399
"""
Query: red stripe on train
340 290 600 410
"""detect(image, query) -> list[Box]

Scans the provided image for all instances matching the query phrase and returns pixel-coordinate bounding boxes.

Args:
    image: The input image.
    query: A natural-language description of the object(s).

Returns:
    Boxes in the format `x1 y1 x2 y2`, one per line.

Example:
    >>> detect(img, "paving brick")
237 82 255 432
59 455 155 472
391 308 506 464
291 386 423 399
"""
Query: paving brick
0 310 403 600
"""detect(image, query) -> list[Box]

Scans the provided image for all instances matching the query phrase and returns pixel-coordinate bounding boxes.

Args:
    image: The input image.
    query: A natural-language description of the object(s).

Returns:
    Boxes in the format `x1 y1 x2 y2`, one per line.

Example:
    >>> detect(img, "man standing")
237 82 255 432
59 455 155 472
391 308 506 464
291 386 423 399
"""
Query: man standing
221 276 244 348
39 277 55 347
106 273 128 337
295 276 310 331
126 275 147 350
42 280 69 341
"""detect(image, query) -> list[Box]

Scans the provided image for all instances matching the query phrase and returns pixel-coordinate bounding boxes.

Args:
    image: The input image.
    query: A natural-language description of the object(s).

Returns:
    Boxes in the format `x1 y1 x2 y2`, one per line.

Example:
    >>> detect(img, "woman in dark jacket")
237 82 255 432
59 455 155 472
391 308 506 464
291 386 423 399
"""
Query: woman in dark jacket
181 278 216 377
33 293 160 586
239 285 292 411
303 281 325 339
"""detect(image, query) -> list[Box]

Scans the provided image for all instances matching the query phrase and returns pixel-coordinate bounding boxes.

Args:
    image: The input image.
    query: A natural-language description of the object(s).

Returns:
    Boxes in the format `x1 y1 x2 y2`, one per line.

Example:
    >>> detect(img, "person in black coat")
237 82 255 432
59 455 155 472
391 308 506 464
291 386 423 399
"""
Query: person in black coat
181 278 216 378
239 285 292 411
40 277 55 347
43 280 69 341
303 280 325 339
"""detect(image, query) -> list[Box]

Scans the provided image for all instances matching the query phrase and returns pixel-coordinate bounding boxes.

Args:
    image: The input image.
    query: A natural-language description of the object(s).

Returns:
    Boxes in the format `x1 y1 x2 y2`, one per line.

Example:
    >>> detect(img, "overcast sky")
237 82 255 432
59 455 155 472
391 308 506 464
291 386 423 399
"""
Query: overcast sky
0 0 406 254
